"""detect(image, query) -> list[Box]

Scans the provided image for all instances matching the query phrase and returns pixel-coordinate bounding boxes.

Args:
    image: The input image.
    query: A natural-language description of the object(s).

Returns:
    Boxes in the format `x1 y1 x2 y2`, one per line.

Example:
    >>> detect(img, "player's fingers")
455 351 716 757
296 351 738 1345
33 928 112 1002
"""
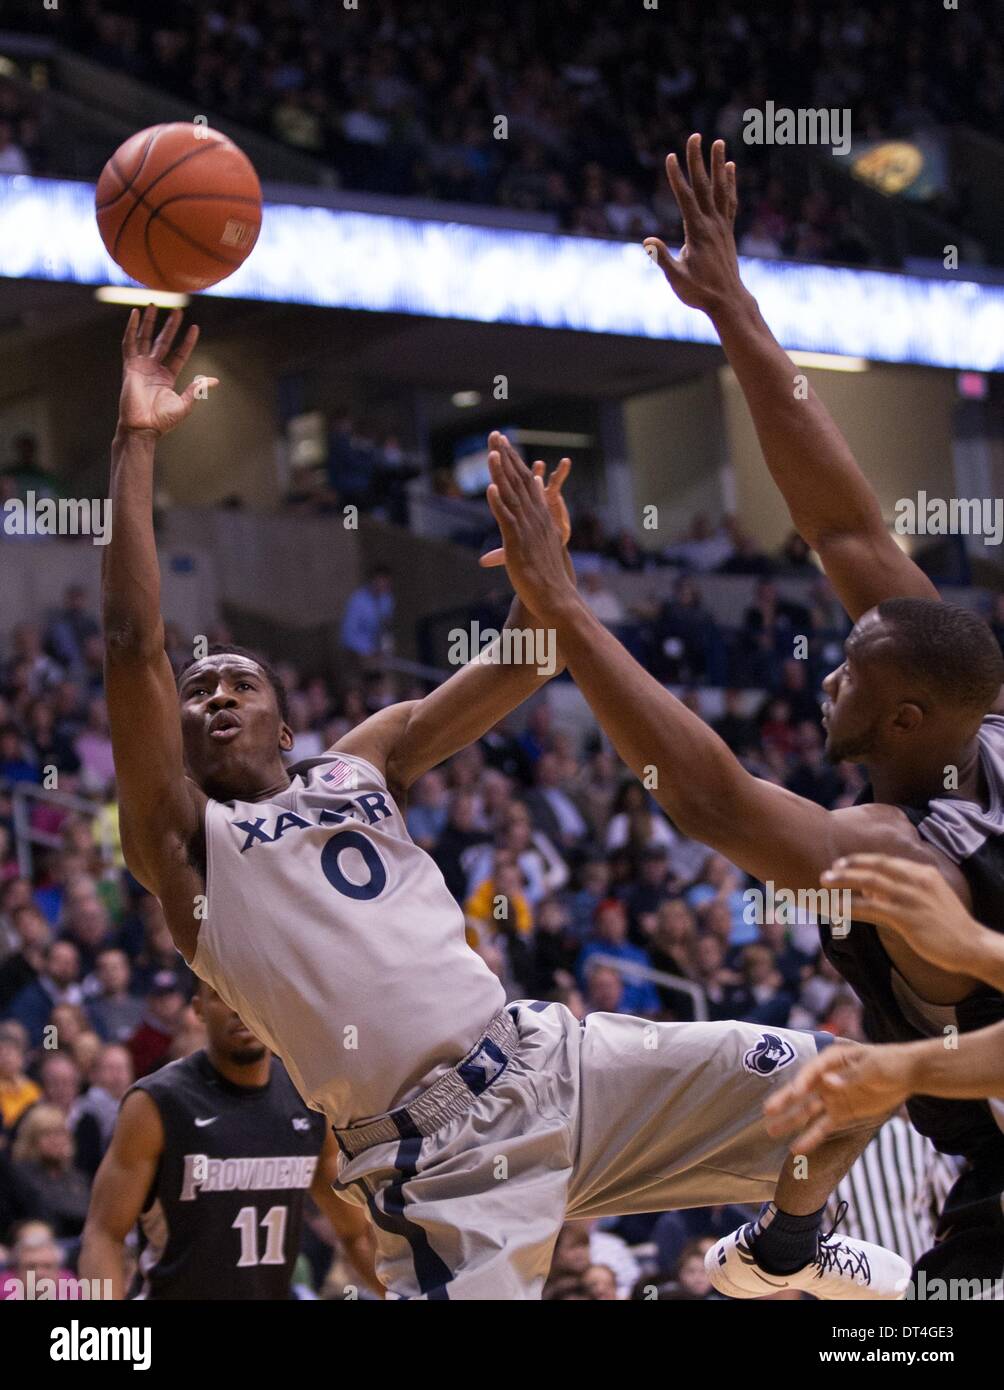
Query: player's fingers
663 152 699 223
792 1113 838 1154
643 237 688 288
178 374 219 408
532 459 545 480
820 868 916 918
710 139 730 217
488 448 522 510
479 545 506 568
725 161 738 221
486 482 517 535
763 1088 823 1137
548 456 572 491
138 303 157 354
829 854 942 900
685 133 714 214
122 307 139 357
152 309 184 362
496 433 535 498
165 323 200 376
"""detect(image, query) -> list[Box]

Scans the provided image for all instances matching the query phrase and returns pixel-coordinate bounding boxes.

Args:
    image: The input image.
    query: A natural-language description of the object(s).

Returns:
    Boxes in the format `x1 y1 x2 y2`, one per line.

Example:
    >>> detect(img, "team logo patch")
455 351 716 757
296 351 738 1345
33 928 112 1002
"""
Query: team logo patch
742 1032 797 1077
292 1117 311 1132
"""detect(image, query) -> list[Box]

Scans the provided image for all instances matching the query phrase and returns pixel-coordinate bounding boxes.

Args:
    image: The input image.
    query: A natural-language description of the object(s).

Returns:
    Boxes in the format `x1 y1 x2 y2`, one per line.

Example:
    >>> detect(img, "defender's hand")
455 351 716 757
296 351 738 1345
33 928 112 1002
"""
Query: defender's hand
118 306 219 437
764 1043 913 1152
821 854 990 979
644 134 744 316
480 432 571 568
485 437 576 619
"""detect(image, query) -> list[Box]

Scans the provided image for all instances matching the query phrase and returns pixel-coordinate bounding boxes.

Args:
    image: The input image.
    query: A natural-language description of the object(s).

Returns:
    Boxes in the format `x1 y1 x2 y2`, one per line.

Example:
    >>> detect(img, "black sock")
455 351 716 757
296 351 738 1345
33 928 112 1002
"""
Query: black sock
748 1202 824 1275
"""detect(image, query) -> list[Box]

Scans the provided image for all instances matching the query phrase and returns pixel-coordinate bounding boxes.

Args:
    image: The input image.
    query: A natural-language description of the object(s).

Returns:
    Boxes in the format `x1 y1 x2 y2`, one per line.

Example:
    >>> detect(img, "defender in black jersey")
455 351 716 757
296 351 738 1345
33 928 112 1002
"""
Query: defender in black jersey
80 983 379 1299
484 133 1004 1297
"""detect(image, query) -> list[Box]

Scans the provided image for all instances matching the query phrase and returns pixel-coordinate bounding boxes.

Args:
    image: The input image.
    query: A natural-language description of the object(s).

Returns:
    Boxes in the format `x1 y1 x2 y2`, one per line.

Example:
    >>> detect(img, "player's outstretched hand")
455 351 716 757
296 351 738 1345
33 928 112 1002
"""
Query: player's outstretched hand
118 305 219 438
480 432 571 568
644 133 744 317
485 434 576 618
763 1043 914 1153
821 853 990 979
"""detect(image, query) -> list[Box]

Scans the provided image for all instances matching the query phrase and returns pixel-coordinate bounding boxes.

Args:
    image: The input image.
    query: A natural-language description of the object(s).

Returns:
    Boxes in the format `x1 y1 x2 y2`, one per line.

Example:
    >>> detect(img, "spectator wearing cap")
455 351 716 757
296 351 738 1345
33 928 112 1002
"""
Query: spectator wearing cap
85 949 144 1043
127 970 188 1077
0 1022 41 1132
577 899 659 1016
4 940 82 1048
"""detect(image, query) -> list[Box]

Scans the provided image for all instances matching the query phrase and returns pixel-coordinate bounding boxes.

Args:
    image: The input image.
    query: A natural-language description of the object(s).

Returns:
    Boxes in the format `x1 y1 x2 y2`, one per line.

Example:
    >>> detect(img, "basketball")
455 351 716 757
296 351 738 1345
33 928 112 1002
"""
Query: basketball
95 122 262 293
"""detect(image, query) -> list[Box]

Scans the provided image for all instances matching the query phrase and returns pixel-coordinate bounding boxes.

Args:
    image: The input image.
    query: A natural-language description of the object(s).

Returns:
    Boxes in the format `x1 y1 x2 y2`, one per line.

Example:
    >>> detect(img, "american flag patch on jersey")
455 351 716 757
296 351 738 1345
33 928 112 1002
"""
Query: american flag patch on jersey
321 759 358 789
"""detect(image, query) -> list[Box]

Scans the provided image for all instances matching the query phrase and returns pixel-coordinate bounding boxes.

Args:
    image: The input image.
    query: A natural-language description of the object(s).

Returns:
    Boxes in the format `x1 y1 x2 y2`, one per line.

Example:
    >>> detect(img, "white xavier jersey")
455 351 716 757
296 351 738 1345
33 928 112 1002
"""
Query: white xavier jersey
191 752 504 1127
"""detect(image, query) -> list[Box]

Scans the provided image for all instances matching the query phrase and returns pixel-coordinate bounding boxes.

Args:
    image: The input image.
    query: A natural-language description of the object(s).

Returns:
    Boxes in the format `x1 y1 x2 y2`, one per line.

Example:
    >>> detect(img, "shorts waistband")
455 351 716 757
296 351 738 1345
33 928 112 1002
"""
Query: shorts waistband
332 1007 518 1159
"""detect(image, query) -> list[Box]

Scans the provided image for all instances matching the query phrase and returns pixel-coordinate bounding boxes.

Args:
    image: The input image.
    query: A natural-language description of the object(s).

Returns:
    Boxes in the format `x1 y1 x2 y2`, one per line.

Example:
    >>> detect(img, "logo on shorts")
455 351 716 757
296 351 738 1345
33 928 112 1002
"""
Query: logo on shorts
742 1032 797 1077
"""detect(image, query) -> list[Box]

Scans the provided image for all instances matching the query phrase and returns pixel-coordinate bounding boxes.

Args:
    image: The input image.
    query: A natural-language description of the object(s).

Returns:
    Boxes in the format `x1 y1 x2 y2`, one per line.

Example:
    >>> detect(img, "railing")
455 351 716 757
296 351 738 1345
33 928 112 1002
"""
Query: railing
587 950 708 1022
7 781 115 880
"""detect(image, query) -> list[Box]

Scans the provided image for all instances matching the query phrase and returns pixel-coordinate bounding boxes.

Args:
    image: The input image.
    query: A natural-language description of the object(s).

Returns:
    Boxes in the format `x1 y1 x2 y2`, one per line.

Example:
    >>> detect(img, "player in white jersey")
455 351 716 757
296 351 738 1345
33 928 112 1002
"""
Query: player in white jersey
102 306 910 1300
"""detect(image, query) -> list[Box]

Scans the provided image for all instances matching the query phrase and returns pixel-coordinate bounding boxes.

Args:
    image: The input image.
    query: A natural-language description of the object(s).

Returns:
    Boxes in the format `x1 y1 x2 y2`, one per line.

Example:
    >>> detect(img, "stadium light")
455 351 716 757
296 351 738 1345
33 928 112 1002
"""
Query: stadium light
95 286 190 308
2 175 1003 372
788 351 870 372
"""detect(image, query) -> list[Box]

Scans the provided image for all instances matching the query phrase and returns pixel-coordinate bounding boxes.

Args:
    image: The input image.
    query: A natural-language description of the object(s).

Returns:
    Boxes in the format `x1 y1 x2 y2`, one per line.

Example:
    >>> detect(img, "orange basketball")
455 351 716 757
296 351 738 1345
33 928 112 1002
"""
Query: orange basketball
95 123 262 293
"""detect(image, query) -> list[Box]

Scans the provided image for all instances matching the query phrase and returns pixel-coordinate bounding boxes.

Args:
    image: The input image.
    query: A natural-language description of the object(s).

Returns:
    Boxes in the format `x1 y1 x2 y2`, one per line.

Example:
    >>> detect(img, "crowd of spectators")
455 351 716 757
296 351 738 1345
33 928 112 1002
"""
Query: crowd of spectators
17 0 1004 268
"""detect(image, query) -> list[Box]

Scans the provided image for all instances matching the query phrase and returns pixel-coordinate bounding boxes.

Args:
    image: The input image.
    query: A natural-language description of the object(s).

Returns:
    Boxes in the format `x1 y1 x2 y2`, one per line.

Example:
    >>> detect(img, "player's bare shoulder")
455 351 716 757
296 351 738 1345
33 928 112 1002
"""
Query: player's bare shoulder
828 801 970 903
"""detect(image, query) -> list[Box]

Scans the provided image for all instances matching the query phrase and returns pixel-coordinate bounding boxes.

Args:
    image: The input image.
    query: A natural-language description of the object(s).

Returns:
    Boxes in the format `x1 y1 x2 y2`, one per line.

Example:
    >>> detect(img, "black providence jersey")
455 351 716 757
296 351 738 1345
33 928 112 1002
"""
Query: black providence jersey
822 713 1004 1164
130 1051 326 1299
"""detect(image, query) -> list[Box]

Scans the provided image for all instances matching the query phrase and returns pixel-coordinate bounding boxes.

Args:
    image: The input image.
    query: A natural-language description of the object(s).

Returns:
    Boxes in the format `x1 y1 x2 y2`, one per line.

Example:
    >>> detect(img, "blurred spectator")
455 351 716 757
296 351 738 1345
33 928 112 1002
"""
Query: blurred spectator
6 940 83 1047
127 971 188 1078
9 1104 90 1238
577 900 659 1016
339 566 395 666
0 1022 41 1131
86 949 145 1043
72 1043 133 1179
44 587 100 675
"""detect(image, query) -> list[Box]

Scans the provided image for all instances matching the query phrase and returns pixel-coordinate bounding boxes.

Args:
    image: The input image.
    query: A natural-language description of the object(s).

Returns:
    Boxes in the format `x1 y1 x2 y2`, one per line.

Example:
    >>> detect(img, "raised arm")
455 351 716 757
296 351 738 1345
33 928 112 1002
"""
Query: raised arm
645 134 939 622
103 308 215 954
483 441 913 891
336 434 575 796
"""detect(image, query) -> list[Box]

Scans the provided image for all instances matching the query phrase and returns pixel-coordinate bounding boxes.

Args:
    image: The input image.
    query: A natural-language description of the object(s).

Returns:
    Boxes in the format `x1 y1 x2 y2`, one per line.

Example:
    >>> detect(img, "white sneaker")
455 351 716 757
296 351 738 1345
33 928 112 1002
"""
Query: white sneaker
706 1219 911 1301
